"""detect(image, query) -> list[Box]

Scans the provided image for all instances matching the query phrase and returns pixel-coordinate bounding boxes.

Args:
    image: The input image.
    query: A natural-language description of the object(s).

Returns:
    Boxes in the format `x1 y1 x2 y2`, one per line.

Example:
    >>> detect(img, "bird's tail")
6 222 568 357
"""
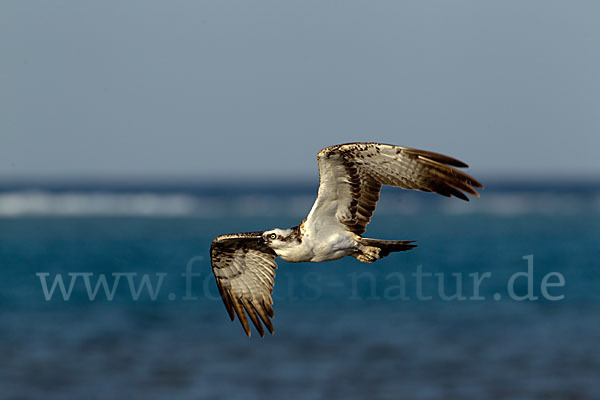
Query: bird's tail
359 238 417 258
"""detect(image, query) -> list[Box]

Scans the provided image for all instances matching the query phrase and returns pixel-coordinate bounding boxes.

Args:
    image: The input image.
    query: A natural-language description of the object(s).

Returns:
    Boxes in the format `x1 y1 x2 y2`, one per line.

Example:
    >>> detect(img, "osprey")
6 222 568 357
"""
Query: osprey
210 142 483 337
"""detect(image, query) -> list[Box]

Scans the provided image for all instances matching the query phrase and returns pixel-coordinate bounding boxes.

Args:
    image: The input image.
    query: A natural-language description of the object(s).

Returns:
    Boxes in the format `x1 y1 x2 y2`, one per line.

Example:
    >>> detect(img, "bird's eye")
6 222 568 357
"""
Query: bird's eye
269 233 277 240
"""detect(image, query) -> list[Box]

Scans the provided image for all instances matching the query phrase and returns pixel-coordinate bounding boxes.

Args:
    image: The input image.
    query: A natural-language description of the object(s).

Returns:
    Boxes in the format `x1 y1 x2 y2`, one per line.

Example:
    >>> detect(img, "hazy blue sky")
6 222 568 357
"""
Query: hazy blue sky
1 1 599 180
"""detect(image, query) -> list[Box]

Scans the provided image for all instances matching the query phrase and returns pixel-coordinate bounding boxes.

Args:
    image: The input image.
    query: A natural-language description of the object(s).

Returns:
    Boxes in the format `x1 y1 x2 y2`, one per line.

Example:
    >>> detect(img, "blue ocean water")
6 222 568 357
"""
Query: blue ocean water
0 182 599 399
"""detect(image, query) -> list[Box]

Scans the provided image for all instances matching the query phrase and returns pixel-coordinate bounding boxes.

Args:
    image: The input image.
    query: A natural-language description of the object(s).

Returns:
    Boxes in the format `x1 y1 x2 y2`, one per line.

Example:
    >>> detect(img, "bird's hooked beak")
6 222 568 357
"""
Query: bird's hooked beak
258 236 266 246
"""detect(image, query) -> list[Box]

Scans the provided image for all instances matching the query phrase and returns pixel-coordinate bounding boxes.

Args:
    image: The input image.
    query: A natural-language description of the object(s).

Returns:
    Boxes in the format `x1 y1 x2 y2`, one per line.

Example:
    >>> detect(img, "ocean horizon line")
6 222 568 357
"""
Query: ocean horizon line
0 174 599 194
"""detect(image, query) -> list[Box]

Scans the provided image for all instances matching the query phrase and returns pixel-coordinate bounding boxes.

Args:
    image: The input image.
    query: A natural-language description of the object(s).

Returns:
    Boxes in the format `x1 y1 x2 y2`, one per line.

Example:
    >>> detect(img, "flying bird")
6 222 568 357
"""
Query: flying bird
210 142 483 337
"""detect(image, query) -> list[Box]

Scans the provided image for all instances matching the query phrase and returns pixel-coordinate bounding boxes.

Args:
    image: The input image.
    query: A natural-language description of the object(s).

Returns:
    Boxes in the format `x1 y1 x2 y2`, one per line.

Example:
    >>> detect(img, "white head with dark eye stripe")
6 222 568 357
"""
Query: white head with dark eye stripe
262 228 296 250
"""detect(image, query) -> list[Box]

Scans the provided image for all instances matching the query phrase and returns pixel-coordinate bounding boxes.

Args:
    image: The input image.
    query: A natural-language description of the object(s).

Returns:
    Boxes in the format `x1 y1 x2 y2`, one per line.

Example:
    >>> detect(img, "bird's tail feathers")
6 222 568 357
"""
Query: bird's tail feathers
359 238 417 258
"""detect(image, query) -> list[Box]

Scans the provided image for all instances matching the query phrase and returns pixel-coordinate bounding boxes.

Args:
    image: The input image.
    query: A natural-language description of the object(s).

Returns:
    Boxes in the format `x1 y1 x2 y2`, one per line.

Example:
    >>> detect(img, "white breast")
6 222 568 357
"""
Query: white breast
275 228 357 263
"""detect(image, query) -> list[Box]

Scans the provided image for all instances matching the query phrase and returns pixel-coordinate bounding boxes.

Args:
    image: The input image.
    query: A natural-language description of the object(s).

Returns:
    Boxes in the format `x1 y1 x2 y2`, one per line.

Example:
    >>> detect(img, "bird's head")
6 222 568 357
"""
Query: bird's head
261 228 298 250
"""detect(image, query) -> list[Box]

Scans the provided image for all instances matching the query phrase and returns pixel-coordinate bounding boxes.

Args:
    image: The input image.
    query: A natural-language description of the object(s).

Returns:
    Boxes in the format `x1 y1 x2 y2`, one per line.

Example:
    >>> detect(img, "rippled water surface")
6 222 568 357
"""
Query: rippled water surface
1 184 599 399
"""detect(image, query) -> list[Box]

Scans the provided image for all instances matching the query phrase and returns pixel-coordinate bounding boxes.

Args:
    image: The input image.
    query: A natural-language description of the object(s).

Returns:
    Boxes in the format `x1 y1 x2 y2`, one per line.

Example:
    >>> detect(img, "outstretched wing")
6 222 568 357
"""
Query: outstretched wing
210 232 277 337
304 142 483 235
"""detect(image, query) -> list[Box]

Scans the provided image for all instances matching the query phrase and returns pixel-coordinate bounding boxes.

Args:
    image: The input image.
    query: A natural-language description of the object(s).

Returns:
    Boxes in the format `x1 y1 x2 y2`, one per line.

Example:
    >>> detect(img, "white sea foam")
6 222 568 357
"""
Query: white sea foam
0 191 200 217
0 190 596 217
439 192 597 216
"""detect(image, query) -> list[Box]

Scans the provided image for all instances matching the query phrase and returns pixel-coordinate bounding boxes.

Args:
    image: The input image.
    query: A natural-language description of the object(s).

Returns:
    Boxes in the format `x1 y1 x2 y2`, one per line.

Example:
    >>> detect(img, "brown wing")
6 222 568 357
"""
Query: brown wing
308 142 483 235
210 232 278 337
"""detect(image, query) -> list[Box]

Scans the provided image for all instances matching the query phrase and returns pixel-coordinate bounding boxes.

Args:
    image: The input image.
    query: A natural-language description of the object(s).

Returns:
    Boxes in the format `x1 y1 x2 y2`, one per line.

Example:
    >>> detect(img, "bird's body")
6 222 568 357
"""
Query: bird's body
210 142 483 337
267 225 358 263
